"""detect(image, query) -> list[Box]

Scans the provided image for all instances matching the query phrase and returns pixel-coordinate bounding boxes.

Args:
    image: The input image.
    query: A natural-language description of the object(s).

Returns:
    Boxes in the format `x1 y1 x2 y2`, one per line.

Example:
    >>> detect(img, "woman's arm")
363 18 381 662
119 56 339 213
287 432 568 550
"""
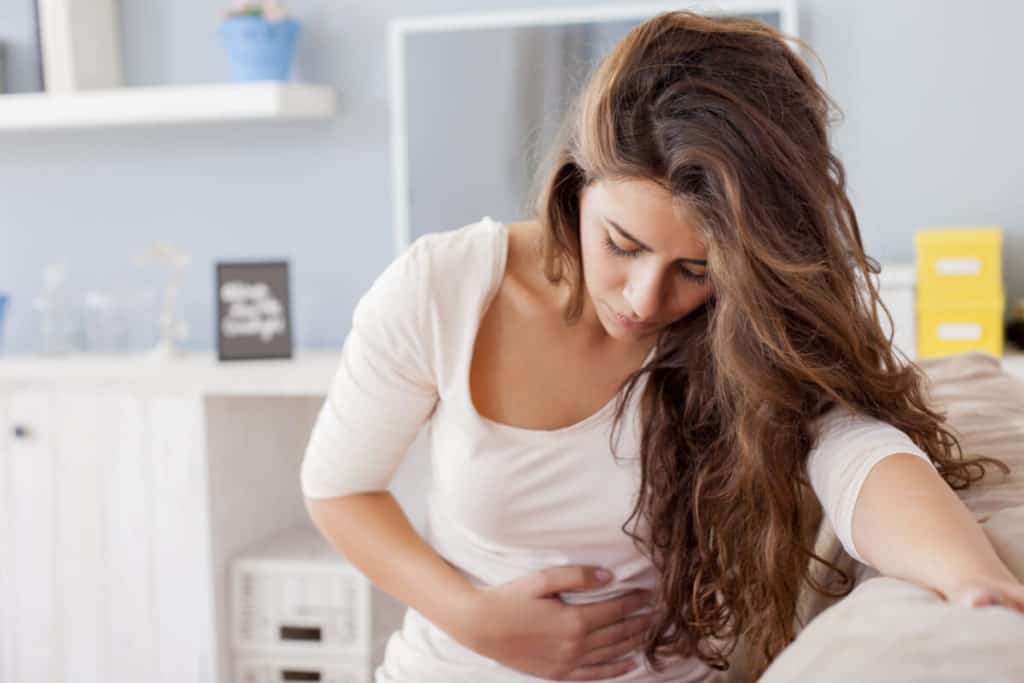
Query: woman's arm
305 492 654 680
306 492 479 635
851 453 1024 609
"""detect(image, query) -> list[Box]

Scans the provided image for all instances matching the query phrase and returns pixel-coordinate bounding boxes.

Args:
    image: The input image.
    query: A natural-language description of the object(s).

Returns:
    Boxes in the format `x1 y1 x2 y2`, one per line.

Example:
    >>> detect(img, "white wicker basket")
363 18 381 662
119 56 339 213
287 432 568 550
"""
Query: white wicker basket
230 525 405 668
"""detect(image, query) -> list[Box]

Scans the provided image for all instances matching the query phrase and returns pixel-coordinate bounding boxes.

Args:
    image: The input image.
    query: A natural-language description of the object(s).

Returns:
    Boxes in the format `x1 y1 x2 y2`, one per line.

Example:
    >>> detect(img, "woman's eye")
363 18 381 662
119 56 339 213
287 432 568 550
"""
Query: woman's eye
603 232 708 283
602 234 640 258
679 266 707 283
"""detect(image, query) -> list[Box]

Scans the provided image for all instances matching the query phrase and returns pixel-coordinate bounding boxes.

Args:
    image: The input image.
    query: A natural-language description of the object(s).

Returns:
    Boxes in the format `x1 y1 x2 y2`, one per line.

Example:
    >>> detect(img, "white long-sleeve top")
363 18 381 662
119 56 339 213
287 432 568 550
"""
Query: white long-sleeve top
300 216 932 682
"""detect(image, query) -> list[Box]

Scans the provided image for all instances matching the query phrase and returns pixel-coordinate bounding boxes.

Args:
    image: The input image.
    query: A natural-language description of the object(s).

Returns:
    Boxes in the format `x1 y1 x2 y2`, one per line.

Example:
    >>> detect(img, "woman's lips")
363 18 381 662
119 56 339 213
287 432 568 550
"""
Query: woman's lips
611 308 656 331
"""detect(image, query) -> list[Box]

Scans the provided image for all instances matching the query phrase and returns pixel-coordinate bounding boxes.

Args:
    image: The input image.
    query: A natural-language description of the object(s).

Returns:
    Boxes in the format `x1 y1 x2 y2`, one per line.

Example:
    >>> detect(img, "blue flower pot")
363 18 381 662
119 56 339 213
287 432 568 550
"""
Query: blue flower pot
220 16 301 81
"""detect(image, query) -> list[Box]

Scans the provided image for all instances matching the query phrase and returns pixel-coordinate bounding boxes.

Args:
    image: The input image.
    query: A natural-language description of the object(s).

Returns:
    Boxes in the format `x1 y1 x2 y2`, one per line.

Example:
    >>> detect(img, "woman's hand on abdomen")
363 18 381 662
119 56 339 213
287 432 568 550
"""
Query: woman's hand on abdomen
453 566 655 680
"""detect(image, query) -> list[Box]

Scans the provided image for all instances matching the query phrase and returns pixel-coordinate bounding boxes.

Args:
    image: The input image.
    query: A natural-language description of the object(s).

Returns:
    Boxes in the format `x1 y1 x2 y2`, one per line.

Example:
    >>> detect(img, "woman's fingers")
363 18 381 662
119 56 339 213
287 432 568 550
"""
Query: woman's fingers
527 566 614 597
578 622 649 666
1000 583 1024 612
965 588 1024 612
956 588 992 608
951 578 1024 613
581 612 652 651
576 590 653 631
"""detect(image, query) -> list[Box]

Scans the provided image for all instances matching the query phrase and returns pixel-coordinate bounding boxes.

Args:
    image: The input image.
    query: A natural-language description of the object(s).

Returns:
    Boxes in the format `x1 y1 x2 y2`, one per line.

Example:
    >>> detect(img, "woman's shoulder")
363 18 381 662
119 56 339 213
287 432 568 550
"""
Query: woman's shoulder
364 217 503 308
374 216 551 320
810 404 882 444
363 216 512 327
351 218 507 363
808 403 926 460
410 215 507 271
414 216 547 299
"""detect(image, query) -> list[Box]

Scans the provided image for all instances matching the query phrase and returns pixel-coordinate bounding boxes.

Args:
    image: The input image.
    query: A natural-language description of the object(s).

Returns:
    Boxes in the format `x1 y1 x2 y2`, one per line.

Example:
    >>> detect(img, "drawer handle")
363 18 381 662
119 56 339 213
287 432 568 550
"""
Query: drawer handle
12 425 30 439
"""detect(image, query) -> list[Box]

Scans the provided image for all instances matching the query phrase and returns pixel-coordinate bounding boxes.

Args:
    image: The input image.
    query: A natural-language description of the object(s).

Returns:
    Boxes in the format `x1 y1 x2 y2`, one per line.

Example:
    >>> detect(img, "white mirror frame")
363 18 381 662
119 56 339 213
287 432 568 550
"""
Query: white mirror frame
388 0 799 255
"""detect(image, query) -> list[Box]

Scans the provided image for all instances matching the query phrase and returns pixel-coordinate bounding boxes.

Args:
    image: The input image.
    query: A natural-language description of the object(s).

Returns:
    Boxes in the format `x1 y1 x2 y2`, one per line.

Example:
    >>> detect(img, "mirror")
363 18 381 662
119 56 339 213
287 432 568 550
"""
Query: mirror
389 2 797 253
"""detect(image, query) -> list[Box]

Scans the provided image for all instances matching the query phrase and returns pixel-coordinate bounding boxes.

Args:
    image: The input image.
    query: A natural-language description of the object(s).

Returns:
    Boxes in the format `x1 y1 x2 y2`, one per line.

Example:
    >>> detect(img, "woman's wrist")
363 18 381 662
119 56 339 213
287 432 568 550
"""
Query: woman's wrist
434 583 488 646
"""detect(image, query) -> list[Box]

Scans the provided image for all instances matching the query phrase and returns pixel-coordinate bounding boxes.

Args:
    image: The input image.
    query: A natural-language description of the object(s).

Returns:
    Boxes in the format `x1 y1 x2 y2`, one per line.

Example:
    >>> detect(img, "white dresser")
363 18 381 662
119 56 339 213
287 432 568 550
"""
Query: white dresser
0 352 341 683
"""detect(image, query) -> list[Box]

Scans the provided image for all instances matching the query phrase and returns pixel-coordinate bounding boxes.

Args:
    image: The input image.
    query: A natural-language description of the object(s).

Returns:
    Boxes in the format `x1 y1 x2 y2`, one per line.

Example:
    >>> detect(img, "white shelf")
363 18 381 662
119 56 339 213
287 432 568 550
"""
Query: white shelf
0 349 341 396
0 82 336 131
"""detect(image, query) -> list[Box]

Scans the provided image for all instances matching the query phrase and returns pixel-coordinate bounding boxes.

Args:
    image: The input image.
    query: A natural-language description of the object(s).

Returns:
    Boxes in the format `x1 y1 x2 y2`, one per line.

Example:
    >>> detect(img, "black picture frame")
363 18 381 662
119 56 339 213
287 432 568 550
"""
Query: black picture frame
215 260 293 361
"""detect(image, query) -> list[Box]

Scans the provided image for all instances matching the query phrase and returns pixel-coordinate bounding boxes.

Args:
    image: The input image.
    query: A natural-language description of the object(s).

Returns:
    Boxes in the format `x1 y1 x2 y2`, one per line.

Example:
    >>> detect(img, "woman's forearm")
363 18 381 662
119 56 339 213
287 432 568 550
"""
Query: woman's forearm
851 453 1018 598
305 492 480 636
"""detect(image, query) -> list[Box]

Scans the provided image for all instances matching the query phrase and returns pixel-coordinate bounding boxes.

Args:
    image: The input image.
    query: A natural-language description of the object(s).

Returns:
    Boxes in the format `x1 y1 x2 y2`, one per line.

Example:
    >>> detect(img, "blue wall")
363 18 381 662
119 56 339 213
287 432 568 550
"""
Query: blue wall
1 0 1023 354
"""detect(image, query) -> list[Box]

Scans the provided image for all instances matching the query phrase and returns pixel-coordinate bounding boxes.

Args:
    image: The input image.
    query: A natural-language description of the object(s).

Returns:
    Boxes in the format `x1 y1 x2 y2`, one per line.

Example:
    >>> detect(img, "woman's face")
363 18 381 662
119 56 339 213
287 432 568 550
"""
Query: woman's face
579 176 712 342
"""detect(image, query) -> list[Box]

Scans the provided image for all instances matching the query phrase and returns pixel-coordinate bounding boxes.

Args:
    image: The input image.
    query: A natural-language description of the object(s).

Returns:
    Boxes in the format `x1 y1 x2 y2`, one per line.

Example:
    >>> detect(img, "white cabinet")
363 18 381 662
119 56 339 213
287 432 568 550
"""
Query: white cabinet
3 390 59 683
54 392 141 682
103 392 161 681
148 395 218 683
0 352 345 683
1 389 222 682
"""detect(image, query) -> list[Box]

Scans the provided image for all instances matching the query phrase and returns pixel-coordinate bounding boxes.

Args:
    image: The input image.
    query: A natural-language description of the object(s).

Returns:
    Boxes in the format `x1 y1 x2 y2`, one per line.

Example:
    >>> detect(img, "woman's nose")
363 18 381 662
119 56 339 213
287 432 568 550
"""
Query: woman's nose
623 269 663 321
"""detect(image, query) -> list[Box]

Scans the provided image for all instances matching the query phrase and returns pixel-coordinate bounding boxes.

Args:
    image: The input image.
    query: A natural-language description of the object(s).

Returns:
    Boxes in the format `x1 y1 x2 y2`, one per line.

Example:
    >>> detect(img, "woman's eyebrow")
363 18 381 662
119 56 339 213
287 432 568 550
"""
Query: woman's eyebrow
607 219 708 266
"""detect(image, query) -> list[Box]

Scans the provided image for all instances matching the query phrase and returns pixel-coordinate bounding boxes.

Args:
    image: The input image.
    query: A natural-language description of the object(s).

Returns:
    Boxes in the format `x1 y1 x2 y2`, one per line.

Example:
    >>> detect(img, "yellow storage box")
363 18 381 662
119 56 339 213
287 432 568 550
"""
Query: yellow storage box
914 227 1003 297
917 292 1005 359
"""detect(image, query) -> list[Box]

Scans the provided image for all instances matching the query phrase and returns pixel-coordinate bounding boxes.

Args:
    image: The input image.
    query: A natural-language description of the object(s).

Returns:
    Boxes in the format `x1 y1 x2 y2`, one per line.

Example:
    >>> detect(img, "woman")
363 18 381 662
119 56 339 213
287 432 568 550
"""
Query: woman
301 11 1024 682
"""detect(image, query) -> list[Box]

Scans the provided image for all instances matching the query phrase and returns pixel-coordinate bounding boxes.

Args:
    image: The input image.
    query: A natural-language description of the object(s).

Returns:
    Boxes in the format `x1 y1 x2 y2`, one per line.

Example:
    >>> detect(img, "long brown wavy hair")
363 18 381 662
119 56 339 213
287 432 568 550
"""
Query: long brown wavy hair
529 10 1007 679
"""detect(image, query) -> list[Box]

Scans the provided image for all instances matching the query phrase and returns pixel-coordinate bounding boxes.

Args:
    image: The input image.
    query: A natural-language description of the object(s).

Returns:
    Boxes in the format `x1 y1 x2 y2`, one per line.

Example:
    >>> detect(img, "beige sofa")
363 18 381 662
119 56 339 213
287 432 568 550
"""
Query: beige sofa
728 352 1024 682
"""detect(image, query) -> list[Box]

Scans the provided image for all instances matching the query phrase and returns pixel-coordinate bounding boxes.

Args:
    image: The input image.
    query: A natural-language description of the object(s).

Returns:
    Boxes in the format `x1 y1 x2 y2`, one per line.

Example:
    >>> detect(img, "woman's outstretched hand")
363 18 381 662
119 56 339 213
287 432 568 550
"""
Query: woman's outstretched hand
454 566 655 681
946 575 1024 613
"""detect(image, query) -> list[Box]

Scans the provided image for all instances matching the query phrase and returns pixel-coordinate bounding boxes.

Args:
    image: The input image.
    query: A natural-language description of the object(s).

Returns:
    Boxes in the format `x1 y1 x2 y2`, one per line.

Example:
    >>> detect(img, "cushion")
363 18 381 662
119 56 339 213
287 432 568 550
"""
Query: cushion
756 352 1024 682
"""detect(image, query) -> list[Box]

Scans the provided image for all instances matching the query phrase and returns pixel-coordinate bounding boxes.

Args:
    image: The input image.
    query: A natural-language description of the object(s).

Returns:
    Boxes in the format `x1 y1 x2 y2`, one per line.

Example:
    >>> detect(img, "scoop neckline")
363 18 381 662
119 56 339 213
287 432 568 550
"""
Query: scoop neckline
464 216 654 438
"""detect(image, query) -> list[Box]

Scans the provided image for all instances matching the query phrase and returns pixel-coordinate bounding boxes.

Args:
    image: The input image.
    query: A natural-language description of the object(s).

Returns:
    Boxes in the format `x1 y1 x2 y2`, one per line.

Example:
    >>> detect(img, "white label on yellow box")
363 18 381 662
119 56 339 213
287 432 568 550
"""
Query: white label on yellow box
937 323 982 341
935 258 981 276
